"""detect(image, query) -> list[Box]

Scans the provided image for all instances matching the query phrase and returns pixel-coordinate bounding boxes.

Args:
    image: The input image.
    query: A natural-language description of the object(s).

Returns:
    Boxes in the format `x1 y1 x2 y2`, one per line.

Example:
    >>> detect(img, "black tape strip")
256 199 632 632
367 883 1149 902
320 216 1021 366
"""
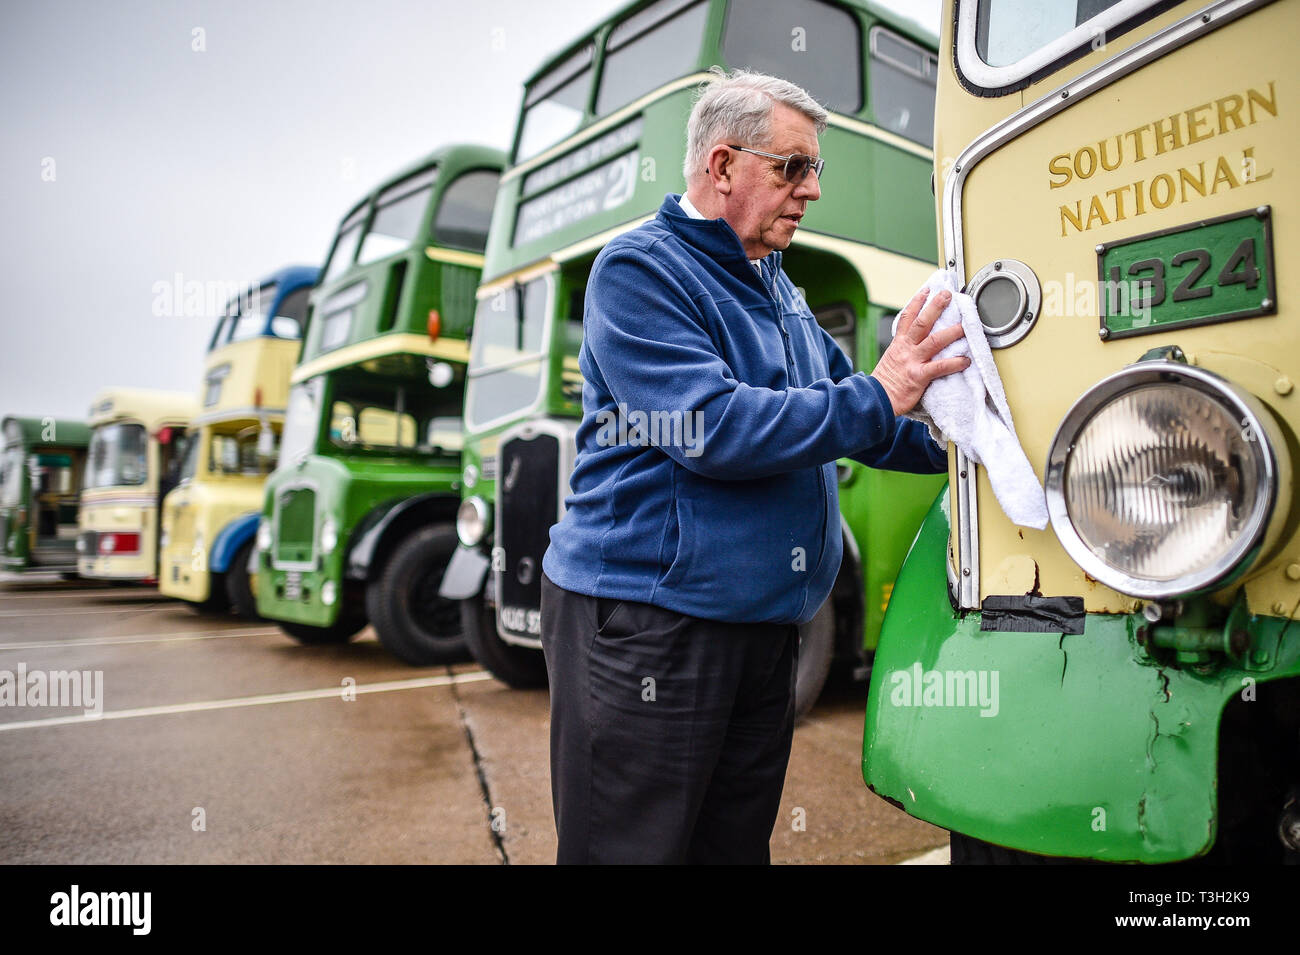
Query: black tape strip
980 595 1086 634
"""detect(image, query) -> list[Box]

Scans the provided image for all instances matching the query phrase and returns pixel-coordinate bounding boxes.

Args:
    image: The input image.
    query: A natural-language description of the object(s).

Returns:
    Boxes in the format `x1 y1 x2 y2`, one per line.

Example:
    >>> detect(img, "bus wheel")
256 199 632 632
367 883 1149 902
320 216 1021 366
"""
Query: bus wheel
794 601 835 721
460 593 548 689
949 832 1084 865
224 540 260 620
279 616 365 645
183 580 229 615
367 524 467 666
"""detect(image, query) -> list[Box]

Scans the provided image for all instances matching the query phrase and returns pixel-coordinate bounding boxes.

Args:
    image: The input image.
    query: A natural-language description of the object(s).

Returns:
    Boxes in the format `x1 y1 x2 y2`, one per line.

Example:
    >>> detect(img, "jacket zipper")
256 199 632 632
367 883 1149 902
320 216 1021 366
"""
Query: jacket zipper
761 257 829 617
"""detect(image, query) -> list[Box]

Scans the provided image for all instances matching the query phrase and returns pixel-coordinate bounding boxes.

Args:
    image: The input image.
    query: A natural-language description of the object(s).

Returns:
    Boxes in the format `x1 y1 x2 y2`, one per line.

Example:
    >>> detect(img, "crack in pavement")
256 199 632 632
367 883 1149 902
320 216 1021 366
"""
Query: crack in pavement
449 672 509 865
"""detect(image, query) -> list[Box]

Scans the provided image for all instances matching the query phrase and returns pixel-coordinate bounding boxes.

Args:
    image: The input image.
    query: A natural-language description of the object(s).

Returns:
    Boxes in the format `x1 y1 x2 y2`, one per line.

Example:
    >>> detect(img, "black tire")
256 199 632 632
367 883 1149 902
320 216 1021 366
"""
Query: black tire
950 832 1091 865
365 524 467 666
278 616 366 645
183 575 229 615
224 539 260 620
794 600 835 720
461 593 549 689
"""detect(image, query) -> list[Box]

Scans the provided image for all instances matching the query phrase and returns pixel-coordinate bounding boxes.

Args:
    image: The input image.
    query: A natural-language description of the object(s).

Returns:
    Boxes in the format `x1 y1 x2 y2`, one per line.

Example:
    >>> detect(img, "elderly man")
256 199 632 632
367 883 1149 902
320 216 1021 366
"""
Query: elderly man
540 68 968 864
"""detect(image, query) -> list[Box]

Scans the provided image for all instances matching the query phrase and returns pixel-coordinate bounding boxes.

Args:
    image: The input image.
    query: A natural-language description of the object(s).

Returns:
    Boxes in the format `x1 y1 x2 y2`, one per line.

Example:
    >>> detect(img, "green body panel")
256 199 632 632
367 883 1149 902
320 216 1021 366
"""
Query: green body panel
838 466 946 649
862 490 1300 862
256 454 460 627
0 417 90 571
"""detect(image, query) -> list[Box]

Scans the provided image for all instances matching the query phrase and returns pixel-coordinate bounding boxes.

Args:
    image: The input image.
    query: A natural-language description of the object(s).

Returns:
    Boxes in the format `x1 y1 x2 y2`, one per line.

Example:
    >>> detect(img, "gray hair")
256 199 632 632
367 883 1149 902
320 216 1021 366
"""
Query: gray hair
682 67 828 183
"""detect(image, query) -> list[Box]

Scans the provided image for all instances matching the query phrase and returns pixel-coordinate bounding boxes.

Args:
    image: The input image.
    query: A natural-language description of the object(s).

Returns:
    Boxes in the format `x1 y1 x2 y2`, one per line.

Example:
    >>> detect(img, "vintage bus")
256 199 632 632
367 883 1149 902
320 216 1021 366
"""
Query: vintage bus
78 389 197 582
442 0 945 710
0 416 90 576
255 144 505 663
158 266 318 616
863 0 1298 863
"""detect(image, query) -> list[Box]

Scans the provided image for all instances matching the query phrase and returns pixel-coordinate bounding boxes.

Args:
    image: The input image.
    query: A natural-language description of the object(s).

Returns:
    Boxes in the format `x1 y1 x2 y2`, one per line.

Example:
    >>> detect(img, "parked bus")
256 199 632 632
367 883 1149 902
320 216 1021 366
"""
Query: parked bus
78 389 197 582
158 266 318 616
0 416 90 576
863 0 1298 863
255 144 505 664
442 0 945 712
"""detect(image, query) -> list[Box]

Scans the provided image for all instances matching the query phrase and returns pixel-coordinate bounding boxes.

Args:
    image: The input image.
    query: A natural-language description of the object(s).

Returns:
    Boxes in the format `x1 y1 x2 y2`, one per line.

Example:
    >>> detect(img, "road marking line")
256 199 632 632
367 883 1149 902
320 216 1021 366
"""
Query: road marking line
0 627 281 651
0 671 492 732
0 589 154 599
0 606 170 618
897 845 951 865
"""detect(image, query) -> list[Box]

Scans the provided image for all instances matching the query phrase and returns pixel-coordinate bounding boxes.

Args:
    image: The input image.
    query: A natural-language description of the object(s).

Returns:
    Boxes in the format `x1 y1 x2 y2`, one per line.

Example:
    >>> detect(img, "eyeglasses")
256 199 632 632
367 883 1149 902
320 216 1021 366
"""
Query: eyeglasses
727 145 825 183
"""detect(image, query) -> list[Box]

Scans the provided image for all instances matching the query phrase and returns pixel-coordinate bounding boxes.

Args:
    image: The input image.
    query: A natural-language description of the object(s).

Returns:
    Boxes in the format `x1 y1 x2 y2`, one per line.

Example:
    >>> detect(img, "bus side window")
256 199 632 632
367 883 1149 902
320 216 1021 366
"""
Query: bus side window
272 286 310 339
813 302 857 370
721 0 862 113
434 169 502 252
877 312 898 362
869 27 938 148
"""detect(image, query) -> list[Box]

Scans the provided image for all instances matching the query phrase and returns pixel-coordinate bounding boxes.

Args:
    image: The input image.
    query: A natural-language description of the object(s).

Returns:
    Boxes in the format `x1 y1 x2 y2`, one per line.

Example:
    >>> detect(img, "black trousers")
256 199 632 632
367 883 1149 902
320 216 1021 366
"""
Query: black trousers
540 573 797 864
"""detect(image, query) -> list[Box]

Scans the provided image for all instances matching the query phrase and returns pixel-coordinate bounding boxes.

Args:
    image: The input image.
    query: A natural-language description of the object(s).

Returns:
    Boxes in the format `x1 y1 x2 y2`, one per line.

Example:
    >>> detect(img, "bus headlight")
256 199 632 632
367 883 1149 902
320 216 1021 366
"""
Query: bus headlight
320 517 339 555
1045 361 1289 599
457 496 491 547
321 580 337 606
257 518 272 552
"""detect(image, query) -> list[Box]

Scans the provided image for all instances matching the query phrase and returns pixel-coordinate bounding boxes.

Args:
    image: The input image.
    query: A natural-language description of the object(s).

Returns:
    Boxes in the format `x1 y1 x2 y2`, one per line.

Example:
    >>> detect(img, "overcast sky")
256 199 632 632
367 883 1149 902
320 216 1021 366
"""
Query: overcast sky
1 0 939 422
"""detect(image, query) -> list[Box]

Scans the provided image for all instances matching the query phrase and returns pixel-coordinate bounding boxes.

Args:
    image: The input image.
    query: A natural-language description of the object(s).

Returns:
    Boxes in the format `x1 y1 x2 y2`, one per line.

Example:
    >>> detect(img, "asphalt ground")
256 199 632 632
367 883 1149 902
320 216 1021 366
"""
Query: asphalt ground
0 573 949 865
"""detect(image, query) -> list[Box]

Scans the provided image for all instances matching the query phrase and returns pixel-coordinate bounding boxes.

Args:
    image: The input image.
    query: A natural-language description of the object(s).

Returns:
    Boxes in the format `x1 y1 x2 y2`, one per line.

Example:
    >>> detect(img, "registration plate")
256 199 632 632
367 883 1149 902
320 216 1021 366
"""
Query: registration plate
1097 206 1276 340
283 571 302 601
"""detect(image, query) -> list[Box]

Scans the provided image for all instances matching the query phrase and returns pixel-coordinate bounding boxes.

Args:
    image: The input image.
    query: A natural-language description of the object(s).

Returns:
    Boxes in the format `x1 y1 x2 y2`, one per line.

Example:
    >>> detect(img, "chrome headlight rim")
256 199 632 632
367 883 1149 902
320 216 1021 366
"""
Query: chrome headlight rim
456 496 491 548
319 517 339 555
1045 360 1278 600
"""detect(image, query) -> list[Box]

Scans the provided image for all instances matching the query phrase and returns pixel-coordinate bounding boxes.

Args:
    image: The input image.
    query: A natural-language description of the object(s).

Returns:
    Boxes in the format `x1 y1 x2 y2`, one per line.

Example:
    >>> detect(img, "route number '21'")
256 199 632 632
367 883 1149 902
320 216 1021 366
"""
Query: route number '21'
1110 237 1261 311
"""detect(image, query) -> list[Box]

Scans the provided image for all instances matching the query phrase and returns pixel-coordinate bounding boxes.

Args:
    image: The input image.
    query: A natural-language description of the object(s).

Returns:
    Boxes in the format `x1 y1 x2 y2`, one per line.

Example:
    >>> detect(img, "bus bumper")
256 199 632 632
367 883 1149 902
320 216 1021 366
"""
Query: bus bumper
862 492 1300 863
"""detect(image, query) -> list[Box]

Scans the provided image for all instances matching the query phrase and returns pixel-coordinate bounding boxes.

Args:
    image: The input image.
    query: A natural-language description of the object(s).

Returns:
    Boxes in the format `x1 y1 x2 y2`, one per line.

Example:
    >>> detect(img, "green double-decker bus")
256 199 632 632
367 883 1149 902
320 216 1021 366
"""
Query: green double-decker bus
443 0 946 712
255 144 505 664
0 417 90 576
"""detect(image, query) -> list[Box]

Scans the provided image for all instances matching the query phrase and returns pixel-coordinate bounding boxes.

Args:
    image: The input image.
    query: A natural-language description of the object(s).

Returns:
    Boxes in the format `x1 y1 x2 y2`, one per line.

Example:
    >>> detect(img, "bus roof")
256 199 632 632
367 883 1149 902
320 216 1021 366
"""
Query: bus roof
86 388 199 431
1 417 91 449
521 0 938 93
332 143 509 228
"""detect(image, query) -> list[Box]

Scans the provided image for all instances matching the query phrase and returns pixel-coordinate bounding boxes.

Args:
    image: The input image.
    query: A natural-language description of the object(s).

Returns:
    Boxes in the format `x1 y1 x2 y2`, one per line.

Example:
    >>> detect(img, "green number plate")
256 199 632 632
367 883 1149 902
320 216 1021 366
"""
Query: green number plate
1097 207 1276 339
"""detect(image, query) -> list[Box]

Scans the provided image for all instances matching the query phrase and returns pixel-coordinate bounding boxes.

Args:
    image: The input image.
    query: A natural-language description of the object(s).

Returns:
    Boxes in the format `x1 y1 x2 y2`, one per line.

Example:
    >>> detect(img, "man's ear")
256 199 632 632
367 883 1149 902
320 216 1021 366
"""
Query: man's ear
705 144 733 196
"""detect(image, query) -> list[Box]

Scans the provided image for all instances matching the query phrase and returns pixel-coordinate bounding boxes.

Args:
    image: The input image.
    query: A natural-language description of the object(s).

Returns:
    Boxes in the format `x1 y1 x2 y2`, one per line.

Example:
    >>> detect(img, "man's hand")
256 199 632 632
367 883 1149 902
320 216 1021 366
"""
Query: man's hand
870 287 969 416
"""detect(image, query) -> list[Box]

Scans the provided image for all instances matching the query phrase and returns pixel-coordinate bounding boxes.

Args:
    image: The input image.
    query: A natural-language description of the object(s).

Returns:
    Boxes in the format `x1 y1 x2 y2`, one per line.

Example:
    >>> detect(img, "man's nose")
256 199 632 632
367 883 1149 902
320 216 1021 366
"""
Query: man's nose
796 168 821 200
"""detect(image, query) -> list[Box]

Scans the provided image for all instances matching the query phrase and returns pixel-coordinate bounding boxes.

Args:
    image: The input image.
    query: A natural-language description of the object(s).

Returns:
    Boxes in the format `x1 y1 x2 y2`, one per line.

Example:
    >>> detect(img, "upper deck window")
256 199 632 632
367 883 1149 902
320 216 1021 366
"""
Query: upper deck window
721 0 861 114
356 166 439 266
323 205 368 283
270 285 310 339
228 283 279 344
959 0 1166 94
870 27 937 148
433 169 502 252
595 0 709 116
516 44 595 162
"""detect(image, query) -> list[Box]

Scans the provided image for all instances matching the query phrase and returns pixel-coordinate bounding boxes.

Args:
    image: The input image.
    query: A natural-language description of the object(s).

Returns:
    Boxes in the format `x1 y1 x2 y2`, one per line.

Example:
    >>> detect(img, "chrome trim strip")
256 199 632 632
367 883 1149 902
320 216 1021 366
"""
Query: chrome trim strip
942 0 1275 607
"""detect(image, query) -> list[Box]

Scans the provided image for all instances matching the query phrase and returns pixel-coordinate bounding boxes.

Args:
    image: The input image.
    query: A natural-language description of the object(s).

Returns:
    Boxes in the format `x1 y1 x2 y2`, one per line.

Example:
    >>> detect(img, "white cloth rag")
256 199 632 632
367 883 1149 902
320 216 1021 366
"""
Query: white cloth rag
898 269 1049 530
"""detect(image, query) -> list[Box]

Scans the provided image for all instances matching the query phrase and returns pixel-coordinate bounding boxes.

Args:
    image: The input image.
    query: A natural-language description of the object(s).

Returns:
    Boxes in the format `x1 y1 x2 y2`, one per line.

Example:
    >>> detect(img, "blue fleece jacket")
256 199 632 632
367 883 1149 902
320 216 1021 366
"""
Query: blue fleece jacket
543 194 947 625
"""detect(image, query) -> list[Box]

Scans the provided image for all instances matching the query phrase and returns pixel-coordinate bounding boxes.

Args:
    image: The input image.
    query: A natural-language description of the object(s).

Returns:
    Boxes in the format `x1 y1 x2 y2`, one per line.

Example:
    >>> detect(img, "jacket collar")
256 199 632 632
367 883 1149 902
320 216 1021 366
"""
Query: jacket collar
657 194 781 287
